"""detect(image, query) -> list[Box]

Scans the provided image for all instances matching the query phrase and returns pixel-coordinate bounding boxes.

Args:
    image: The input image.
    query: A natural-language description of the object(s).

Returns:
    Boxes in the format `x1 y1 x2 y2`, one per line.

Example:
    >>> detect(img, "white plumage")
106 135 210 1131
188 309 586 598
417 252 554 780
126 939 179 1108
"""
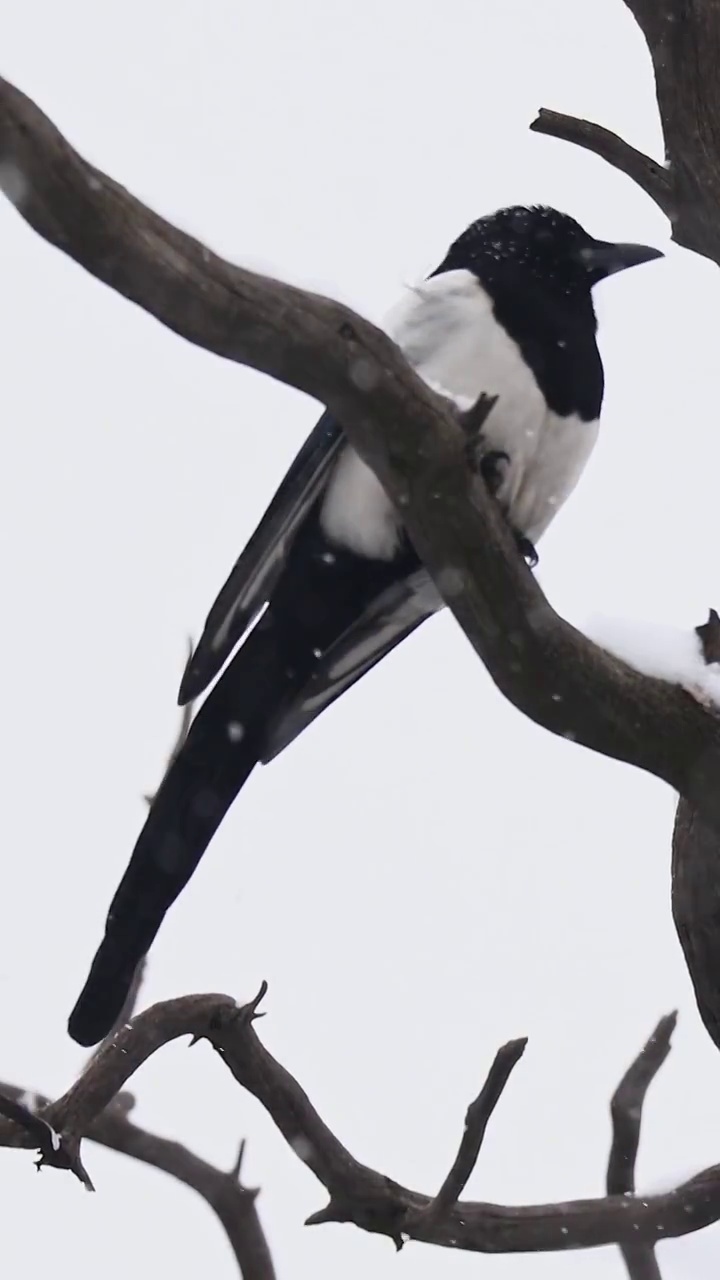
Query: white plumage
320 269 598 557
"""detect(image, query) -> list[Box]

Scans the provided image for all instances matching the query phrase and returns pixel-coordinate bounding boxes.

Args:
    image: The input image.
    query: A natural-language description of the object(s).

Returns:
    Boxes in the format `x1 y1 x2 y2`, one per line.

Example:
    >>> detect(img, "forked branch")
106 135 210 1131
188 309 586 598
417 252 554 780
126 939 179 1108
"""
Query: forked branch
0 988 712 1266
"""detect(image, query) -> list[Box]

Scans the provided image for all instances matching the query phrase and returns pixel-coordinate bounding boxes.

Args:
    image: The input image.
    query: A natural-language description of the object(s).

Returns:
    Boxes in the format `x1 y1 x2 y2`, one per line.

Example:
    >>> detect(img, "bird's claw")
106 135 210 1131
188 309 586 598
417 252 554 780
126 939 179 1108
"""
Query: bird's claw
478 449 511 496
514 531 539 569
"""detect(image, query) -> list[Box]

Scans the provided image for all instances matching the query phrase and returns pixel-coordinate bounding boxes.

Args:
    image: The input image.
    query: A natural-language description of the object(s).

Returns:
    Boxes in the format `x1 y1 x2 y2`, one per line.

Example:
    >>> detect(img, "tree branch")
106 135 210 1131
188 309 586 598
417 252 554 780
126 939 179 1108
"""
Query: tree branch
403 1037 527 1237
529 110 673 216
92 1116 275 1280
672 609 720 1052
2 75 720 846
0 1080 273 1280
533 6 720 261
607 1014 677 1280
1 989 718 1259
0 1089 92 1187
531 7 720 1048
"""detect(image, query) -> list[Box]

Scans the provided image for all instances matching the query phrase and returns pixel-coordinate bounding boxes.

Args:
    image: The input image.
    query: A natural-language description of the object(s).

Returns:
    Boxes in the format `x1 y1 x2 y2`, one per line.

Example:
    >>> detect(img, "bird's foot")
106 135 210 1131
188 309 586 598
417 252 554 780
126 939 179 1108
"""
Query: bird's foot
478 449 510 496
514 531 539 569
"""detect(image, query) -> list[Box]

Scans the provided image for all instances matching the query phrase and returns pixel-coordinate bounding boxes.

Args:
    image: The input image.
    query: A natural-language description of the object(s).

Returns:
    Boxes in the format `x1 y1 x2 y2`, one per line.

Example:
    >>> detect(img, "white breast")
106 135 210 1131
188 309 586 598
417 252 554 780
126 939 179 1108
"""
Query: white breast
504 410 599 543
320 270 598 556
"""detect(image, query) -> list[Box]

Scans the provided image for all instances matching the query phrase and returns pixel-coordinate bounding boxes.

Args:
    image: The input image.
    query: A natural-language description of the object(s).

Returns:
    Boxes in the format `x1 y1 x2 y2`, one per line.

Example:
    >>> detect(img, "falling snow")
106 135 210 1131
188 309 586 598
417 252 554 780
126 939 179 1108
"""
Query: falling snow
349 357 378 391
290 1134 314 1162
227 720 245 743
0 161 28 208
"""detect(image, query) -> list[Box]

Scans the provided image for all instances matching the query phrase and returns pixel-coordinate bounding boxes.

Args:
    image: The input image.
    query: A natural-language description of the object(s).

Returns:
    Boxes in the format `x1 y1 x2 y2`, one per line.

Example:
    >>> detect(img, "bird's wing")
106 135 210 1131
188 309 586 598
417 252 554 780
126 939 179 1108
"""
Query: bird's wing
179 411 344 704
180 271 477 707
260 567 441 761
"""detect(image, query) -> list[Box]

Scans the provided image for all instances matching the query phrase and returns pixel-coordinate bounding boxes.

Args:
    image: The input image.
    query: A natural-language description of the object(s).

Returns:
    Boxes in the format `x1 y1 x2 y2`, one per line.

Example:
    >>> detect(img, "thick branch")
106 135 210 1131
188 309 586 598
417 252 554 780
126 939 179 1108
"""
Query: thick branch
2 76 720 836
2 990 719 1258
534 7 720 262
529 110 673 216
621 0 720 261
672 609 720 1052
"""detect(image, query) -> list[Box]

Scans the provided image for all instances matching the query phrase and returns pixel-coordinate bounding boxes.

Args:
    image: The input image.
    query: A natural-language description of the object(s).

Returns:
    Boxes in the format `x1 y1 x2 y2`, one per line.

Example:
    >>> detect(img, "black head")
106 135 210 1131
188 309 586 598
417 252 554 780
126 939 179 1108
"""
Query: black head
432 205 662 301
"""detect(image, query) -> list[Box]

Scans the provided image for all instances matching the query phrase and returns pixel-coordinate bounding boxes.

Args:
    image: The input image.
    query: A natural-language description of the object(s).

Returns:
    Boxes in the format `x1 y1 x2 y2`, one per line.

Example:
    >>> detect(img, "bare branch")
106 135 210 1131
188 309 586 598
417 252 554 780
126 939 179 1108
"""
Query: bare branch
0 1080 273 1280
406 1038 527 1235
607 1015 677 1280
673 613 720 1053
1 989 717 1257
696 610 720 666
608 1013 677 1197
94 1114 275 1280
529 110 673 216
205 991 720 1254
0 1091 93 1187
619 1 720 261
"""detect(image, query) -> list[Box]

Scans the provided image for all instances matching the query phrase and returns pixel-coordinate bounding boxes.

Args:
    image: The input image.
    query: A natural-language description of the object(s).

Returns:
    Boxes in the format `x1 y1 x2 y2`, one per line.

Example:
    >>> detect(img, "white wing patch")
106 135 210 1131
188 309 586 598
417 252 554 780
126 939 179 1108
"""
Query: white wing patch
319 449 403 561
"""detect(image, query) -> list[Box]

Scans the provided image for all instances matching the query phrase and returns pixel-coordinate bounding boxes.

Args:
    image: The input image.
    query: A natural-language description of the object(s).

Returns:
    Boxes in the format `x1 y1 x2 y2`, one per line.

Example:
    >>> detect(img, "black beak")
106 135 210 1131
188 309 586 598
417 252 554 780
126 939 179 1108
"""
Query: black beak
577 239 664 277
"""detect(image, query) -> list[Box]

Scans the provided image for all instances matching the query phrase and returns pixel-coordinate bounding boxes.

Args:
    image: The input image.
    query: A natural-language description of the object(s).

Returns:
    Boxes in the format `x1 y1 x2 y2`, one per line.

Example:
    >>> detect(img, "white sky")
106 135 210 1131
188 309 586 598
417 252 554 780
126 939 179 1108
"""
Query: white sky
1 1 719 1277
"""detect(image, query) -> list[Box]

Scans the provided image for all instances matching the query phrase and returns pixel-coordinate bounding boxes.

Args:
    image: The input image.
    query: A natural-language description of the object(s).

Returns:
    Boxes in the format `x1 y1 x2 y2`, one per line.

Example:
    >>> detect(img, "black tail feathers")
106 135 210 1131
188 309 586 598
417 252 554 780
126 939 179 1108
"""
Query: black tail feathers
68 619 289 1046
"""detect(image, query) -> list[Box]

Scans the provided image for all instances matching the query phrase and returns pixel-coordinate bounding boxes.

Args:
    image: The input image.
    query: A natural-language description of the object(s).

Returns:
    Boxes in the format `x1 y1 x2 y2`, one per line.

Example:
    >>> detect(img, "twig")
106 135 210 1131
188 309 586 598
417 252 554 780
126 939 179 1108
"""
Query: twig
0 1093 62 1166
0 1081 273 1279
405 1037 527 1235
0 1091 94 1190
696 610 720 666
529 110 673 216
607 1014 677 1280
608 1013 677 1197
94 1114 275 1280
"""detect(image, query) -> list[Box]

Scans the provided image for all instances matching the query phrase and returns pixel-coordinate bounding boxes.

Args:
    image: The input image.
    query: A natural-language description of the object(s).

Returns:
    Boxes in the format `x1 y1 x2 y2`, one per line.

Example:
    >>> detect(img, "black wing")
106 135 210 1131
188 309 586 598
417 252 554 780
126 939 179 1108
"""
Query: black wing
261 567 440 761
179 412 344 704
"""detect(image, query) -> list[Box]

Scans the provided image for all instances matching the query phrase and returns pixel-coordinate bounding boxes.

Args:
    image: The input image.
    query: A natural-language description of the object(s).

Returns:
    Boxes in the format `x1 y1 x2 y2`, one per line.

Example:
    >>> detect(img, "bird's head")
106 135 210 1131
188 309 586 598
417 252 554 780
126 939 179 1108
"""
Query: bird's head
434 205 662 299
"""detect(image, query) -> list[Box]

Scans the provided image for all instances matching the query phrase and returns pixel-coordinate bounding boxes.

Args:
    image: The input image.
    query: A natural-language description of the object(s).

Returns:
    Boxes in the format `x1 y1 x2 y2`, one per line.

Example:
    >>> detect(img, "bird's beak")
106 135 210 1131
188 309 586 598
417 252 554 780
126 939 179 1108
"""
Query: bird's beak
577 239 664 277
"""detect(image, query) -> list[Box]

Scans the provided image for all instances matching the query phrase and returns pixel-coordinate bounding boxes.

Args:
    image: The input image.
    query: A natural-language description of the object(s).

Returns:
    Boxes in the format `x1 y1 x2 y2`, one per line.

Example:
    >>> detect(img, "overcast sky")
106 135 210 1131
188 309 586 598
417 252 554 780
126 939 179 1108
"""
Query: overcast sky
1 1 718 1277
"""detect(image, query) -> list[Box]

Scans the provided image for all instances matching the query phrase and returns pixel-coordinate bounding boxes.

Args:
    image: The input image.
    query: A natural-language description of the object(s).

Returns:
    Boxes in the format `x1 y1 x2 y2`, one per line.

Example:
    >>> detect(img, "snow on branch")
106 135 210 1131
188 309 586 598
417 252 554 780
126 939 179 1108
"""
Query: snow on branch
583 614 720 710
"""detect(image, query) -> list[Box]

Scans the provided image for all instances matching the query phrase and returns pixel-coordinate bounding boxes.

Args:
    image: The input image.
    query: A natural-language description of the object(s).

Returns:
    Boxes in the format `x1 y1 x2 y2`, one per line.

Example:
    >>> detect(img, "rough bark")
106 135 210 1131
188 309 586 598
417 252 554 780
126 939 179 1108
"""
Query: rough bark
532 2 720 1052
0 990 704 1266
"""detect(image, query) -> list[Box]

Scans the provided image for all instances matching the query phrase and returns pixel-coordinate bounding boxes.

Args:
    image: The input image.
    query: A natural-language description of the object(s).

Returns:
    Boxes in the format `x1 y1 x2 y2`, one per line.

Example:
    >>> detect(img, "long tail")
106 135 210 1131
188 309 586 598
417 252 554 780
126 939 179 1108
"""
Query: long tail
68 617 293 1047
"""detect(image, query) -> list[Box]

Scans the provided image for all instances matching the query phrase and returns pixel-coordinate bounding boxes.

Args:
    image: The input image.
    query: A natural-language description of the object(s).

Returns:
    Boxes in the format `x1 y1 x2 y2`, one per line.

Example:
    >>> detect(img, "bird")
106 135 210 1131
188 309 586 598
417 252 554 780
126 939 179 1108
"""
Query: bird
68 204 662 1046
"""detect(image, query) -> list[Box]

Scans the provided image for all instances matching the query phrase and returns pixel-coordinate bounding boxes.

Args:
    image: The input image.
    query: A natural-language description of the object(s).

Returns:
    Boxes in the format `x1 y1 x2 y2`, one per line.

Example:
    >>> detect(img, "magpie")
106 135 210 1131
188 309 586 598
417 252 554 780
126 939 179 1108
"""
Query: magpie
68 205 661 1045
